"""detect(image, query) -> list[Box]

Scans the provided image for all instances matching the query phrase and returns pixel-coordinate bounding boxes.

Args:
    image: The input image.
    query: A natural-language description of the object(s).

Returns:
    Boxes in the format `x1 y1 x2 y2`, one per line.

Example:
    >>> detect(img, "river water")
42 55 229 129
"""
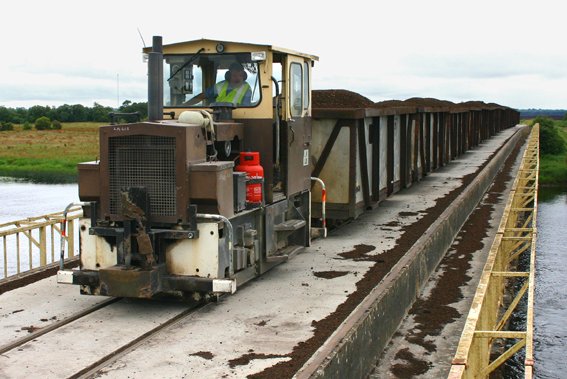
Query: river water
0 178 79 277
0 177 78 224
534 187 567 378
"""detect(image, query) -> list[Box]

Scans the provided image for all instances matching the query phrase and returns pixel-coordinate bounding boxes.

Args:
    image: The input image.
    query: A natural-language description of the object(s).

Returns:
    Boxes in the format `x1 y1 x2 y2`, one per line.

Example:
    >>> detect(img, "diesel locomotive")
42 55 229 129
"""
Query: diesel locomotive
57 36 321 298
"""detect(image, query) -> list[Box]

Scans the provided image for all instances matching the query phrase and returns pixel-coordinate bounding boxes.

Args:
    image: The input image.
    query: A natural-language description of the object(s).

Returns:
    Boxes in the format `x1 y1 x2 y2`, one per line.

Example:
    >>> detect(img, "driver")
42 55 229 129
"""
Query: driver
205 62 252 106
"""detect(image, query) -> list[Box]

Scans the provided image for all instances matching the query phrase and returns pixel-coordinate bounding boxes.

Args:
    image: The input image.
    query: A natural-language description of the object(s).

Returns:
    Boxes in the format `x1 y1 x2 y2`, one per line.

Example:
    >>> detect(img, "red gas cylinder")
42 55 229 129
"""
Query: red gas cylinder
235 152 264 204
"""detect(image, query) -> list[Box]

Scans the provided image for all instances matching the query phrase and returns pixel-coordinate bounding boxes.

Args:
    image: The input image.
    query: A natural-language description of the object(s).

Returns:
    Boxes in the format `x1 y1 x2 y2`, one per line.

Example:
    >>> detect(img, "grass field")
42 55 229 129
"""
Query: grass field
1 120 565 185
539 122 567 186
0 122 103 183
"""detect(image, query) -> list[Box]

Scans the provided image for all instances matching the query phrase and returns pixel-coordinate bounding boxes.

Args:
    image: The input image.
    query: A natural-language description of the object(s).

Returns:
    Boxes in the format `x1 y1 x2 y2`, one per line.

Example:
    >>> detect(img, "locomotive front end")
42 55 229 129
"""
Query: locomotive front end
60 120 237 298
58 35 318 299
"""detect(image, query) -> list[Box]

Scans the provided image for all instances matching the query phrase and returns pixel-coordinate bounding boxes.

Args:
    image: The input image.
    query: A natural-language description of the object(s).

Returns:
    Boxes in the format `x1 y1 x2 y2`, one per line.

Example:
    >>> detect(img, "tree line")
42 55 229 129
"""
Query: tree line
0 100 148 124
519 109 567 120
532 116 567 155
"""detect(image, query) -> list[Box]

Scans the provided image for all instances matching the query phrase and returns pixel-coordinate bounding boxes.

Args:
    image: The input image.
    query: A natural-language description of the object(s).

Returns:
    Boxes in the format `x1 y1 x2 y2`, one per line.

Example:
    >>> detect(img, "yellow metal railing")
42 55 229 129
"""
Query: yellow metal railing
449 124 539 378
0 206 82 280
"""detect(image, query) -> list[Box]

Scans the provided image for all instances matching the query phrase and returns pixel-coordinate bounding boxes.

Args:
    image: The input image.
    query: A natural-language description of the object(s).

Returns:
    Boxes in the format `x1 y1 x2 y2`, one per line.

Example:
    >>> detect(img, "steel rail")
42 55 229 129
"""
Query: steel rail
0 297 121 355
69 301 211 379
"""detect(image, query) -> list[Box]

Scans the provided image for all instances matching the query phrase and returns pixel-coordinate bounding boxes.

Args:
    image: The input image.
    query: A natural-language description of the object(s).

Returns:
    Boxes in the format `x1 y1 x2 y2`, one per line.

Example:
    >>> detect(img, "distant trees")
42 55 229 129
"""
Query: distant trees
533 116 566 155
520 109 567 120
118 100 147 118
28 105 53 122
0 106 26 124
34 116 52 130
90 102 111 122
31 117 62 131
532 116 554 129
52 120 62 130
0 121 14 131
0 101 148 124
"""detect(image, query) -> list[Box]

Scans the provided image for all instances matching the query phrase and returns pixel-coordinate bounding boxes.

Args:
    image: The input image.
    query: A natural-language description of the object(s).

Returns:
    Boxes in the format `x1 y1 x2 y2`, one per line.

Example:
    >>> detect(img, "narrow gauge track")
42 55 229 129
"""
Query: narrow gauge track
0 297 120 355
0 296 207 379
71 301 214 379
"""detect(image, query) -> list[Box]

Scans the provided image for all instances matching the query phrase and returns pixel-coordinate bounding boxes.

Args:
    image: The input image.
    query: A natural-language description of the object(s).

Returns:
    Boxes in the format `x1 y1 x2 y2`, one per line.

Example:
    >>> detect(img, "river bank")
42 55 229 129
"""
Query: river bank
0 122 101 183
534 119 567 185
1 122 566 187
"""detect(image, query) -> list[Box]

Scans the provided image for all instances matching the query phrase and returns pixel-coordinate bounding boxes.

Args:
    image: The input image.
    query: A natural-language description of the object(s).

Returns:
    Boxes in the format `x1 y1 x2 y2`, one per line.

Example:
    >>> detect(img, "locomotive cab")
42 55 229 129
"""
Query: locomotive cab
158 38 318 203
57 37 320 299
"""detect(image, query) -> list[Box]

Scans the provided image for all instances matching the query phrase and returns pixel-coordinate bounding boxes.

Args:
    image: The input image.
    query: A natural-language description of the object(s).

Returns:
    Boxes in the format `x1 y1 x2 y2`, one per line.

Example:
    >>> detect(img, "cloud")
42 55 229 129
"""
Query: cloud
315 67 567 109
1 0 567 110
399 52 567 80
0 70 146 108
11 63 145 83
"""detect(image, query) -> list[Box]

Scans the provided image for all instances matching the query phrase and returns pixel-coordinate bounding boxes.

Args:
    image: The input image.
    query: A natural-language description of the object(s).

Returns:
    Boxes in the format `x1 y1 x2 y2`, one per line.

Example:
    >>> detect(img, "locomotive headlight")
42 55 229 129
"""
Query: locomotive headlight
223 141 231 157
251 51 266 61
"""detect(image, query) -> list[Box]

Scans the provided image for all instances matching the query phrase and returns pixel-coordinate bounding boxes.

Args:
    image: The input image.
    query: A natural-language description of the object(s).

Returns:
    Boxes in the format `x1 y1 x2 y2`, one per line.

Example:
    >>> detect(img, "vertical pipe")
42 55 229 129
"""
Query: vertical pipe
68 220 75 257
148 36 163 121
60 202 87 270
310 177 327 238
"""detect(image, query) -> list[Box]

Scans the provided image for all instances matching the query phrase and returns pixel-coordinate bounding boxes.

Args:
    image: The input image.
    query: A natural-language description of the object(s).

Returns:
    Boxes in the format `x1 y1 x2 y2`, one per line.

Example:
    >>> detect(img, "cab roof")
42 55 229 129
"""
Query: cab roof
144 38 319 62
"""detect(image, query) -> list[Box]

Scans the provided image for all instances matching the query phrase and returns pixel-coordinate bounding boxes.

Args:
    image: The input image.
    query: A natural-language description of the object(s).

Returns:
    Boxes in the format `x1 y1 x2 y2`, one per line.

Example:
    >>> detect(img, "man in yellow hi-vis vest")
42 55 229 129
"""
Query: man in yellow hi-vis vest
205 62 252 106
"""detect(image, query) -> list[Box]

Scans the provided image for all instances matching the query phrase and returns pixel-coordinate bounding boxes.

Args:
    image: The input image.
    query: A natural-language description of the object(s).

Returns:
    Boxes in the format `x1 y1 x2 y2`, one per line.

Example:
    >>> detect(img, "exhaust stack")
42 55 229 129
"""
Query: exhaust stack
147 36 163 121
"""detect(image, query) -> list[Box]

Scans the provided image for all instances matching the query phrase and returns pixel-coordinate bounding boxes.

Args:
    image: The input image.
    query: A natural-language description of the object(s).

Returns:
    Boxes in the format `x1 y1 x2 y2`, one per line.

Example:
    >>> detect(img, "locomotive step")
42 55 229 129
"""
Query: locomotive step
267 245 304 262
274 219 306 232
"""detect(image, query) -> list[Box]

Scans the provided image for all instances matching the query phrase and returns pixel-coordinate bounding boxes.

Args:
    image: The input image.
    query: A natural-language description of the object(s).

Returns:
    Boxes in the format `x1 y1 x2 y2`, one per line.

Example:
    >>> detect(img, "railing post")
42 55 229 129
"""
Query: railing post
2 236 7 278
39 226 47 266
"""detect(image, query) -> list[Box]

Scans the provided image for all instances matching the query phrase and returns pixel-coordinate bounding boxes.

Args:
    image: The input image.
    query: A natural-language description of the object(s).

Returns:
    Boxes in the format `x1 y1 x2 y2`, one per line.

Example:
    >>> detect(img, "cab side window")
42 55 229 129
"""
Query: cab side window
290 63 303 117
303 62 310 110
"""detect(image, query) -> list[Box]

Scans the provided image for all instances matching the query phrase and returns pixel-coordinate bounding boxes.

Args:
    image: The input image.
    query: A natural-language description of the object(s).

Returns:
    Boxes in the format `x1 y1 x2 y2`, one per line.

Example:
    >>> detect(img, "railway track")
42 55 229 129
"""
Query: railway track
0 295 208 378
71 301 212 379
0 297 121 356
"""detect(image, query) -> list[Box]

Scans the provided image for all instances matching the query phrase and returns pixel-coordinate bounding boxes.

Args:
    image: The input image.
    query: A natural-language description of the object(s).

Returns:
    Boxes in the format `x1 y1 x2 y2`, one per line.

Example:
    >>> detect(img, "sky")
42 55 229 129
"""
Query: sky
1 0 565 110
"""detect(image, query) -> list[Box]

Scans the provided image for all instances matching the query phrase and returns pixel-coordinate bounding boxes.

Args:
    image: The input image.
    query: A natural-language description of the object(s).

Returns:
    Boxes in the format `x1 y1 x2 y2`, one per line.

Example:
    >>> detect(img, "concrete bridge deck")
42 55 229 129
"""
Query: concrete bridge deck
0 125 527 378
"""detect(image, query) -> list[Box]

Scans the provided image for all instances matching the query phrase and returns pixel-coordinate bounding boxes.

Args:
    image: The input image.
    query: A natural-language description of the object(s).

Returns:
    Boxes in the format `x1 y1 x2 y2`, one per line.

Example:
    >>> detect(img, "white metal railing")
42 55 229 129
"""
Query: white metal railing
0 206 82 280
